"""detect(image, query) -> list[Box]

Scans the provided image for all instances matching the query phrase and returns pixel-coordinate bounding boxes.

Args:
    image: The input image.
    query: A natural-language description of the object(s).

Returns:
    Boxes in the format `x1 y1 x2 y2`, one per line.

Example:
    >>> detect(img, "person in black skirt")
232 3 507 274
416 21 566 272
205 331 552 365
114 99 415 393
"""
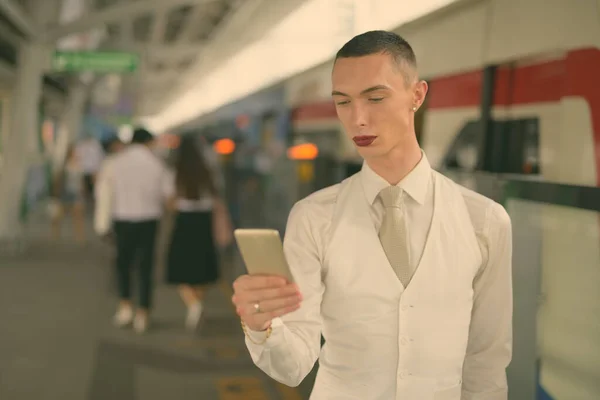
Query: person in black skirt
166 136 222 330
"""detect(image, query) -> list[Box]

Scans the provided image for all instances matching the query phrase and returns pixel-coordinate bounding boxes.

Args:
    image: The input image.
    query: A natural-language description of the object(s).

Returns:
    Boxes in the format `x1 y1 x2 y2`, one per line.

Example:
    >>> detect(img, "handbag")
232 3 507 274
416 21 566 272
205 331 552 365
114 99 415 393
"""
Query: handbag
212 197 233 248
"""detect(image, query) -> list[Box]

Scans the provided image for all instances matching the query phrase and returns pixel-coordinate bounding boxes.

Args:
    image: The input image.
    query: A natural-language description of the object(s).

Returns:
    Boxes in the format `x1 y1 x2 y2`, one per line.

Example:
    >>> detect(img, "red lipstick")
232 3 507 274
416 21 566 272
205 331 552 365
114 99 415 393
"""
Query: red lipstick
353 135 377 147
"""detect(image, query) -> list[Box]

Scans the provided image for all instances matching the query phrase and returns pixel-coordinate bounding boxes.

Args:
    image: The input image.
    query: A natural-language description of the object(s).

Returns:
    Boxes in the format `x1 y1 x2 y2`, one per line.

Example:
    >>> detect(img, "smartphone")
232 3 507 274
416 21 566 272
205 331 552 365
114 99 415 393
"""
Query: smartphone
234 229 295 283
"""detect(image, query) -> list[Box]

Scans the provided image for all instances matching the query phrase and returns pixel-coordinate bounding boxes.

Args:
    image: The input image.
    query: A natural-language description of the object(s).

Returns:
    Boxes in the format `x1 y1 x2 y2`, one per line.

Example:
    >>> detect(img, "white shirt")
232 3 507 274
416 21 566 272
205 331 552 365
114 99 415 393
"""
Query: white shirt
245 153 512 400
109 145 172 221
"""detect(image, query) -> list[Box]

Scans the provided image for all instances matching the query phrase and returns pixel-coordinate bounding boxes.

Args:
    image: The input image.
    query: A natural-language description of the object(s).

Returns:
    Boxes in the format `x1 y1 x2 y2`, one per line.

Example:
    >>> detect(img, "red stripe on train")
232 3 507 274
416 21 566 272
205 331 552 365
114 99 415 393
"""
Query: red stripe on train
429 59 566 108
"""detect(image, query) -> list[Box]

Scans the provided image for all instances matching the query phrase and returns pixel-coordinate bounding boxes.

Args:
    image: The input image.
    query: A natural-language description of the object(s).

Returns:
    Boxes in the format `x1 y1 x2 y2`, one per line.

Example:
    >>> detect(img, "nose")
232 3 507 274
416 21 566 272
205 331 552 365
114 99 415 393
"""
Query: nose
350 103 368 127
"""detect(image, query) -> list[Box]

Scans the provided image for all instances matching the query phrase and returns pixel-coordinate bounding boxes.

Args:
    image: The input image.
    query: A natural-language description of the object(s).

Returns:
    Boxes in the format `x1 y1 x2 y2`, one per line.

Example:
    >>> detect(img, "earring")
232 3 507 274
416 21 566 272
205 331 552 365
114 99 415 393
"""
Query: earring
412 106 418 112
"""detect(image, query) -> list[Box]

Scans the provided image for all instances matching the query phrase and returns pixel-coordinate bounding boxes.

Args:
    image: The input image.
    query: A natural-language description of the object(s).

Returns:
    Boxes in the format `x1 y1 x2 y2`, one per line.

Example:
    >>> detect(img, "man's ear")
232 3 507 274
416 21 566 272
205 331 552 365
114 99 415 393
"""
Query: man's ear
413 80 428 110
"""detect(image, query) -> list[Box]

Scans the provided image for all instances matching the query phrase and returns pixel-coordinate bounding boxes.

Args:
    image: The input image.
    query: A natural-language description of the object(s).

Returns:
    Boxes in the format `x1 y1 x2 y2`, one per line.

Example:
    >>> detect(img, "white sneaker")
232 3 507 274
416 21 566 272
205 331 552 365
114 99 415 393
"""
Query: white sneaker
113 307 133 328
185 302 203 331
133 314 148 334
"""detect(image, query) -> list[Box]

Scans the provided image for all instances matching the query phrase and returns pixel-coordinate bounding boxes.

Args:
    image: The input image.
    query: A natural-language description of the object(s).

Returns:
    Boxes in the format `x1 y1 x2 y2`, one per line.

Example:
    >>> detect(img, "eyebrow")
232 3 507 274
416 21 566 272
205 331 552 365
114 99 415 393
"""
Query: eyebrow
331 85 391 97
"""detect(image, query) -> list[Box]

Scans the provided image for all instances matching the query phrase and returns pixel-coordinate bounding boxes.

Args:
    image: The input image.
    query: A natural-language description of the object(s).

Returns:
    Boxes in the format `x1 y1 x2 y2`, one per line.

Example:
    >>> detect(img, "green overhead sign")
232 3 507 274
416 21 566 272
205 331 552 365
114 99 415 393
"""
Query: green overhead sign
52 51 139 73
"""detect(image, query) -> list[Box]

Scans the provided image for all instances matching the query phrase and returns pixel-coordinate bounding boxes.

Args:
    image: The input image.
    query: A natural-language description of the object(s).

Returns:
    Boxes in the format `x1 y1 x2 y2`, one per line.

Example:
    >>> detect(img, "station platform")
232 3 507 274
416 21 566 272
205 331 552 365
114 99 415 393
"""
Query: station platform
0 209 316 400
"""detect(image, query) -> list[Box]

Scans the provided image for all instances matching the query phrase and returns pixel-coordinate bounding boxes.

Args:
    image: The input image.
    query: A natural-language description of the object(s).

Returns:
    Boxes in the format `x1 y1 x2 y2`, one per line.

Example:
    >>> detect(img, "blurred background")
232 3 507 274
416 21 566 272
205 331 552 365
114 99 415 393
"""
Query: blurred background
0 0 599 399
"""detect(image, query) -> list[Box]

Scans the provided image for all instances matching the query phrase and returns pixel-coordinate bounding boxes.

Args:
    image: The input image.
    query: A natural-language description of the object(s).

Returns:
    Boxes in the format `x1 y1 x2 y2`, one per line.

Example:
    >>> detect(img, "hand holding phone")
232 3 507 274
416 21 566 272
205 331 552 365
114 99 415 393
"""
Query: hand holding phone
232 275 302 331
232 229 302 331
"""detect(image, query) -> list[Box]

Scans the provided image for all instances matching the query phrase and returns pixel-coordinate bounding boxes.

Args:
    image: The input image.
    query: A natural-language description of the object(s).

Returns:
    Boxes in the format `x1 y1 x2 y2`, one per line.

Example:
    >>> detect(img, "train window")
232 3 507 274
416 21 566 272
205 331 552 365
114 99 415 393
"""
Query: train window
444 117 540 175
485 117 540 175
443 121 480 171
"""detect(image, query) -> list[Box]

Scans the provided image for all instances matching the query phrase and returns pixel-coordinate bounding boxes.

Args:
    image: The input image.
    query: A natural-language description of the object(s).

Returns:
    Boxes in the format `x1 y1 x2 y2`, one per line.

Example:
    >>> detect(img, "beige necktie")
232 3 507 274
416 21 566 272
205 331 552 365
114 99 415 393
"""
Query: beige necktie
378 186 412 287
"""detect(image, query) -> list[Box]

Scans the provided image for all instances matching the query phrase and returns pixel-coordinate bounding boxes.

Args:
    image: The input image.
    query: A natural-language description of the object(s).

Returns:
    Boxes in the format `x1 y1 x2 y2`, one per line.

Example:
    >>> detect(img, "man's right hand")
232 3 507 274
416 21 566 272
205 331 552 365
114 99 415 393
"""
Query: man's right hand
231 274 302 332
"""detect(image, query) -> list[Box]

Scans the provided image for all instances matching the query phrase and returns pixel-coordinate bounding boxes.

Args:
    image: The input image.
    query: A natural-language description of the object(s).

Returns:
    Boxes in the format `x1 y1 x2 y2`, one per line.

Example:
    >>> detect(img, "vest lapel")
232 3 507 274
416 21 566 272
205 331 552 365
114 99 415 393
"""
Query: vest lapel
402 172 439 294
336 175 404 293
348 170 440 293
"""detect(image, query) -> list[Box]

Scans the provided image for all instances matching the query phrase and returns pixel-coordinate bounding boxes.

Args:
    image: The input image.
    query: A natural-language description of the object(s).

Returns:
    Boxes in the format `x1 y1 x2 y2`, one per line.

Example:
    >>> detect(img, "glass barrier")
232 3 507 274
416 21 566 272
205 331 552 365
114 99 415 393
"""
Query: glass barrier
444 170 600 400
504 183 600 400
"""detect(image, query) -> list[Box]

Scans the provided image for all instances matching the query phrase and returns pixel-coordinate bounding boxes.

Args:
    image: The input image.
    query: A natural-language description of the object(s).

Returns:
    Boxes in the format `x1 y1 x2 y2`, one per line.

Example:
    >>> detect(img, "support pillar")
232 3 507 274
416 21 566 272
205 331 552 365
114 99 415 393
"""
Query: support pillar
0 42 46 240
52 83 88 178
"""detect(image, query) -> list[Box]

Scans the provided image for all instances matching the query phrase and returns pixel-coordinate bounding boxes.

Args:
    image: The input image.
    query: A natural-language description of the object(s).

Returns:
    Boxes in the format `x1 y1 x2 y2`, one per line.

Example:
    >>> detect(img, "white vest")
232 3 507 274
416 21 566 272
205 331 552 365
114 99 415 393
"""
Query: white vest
312 171 483 400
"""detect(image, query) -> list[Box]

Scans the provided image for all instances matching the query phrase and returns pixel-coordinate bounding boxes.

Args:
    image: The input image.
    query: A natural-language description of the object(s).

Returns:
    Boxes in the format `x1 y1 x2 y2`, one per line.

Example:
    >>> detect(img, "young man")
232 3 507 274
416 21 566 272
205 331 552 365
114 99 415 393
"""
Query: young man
109 128 172 334
232 31 513 399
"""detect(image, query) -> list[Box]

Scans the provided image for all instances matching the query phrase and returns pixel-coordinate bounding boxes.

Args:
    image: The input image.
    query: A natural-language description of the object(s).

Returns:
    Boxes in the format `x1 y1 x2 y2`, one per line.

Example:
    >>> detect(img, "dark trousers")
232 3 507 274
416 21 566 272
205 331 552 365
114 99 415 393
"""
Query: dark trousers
113 219 159 309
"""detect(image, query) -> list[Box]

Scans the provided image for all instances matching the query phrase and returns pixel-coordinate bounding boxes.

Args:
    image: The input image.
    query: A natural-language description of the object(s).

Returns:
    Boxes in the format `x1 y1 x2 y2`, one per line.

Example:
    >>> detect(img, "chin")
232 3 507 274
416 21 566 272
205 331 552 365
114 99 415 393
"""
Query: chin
355 146 384 160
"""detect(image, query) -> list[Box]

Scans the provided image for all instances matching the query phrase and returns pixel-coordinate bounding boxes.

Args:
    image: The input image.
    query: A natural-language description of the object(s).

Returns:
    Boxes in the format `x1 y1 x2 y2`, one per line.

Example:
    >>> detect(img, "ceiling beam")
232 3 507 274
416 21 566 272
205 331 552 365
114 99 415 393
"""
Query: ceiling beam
155 0 309 114
152 0 262 110
44 0 222 42
150 9 168 45
0 0 39 38
176 2 219 43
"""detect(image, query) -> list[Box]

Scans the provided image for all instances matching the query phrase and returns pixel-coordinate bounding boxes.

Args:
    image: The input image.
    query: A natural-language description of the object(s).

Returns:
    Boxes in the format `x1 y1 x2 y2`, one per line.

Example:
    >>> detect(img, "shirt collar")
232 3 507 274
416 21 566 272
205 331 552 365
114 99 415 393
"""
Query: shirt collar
360 151 432 206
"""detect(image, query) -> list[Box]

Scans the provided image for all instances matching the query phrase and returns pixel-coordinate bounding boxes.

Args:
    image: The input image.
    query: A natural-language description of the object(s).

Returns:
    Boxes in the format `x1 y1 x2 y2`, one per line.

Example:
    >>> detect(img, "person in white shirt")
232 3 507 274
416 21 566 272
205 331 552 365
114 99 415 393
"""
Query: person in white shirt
231 31 513 400
108 128 172 334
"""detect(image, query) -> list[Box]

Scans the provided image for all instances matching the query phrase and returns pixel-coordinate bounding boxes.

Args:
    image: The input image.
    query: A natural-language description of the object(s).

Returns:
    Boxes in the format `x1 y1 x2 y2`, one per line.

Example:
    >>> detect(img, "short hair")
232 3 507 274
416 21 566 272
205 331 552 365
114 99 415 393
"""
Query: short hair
131 127 154 144
335 30 417 82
